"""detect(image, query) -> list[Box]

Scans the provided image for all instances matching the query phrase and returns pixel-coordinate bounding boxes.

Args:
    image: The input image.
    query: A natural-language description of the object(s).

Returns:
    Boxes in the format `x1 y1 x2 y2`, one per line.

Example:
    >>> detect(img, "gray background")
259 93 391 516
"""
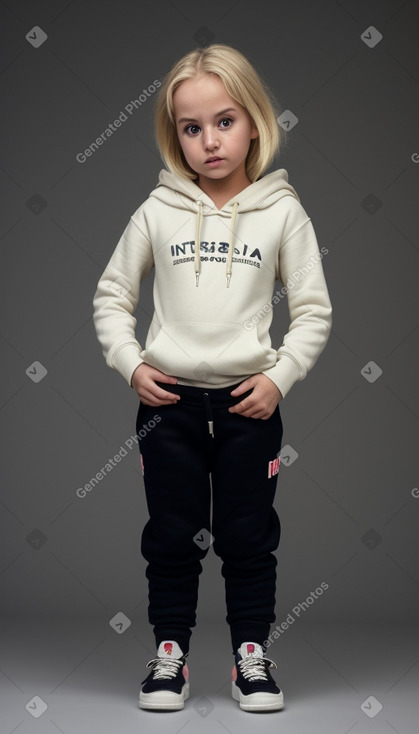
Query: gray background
1 0 418 732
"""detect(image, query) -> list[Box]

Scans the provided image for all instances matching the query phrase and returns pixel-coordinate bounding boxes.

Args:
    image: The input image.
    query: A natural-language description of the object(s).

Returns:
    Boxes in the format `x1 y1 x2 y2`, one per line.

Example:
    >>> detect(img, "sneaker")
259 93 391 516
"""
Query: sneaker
139 640 190 710
231 642 284 712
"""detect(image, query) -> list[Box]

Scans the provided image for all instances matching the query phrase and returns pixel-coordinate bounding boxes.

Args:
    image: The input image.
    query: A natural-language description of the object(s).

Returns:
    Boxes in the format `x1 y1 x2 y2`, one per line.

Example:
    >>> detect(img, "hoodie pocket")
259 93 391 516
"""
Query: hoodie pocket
144 321 271 379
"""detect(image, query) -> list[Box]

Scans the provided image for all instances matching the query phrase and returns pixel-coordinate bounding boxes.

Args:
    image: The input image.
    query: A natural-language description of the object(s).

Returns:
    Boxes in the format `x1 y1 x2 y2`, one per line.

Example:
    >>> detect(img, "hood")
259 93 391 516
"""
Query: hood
149 168 301 288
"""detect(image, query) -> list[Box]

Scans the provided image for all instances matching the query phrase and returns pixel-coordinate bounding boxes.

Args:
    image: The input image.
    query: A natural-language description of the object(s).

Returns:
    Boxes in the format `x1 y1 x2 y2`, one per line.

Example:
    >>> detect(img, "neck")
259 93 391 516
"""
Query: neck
196 171 253 204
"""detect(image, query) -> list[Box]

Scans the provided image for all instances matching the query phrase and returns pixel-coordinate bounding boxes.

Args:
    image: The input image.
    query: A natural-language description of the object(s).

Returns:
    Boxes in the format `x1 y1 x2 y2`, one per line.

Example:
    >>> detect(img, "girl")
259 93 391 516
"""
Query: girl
93 43 332 713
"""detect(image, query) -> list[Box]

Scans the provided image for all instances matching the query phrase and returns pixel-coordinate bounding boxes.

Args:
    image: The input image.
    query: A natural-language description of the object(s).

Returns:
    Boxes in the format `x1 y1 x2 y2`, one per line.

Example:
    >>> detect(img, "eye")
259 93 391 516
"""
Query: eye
183 117 234 135
184 124 200 135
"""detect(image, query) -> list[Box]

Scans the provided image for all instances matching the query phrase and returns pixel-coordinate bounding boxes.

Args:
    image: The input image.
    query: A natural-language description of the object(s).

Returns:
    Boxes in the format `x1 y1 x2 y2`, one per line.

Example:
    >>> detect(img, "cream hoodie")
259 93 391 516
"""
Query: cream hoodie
92 168 332 399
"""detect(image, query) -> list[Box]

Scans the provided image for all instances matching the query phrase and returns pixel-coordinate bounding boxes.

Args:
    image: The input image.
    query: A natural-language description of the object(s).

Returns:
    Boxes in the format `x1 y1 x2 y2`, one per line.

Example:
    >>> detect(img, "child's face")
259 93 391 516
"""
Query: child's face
173 72 258 186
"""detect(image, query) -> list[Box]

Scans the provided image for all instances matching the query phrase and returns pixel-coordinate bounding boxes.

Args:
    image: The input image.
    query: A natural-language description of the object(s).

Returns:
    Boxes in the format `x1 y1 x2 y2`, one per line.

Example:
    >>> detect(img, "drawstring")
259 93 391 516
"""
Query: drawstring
226 201 238 288
194 200 203 287
194 200 239 288
203 392 214 437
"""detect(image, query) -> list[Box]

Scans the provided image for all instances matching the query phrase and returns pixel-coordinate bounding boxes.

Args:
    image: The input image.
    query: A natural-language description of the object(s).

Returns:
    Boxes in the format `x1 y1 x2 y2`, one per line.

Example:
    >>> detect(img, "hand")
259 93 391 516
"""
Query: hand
131 363 180 406
228 373 283 419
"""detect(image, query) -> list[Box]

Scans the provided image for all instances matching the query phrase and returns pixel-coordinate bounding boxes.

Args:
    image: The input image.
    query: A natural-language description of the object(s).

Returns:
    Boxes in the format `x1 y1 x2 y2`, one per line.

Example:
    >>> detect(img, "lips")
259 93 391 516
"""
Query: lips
205 157 223 163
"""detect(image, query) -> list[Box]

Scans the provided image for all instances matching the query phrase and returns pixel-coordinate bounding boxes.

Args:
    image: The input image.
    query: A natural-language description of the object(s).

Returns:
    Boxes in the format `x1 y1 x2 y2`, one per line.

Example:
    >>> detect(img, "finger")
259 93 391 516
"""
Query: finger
140 395 178 407
137 388 160 406
248 410 268 419
229 400 267 419
137 385 176 406
235 408 264 419
152 372 179 385
229 398 251 414
149 383 180 404
154 387 180 402
230 381 253 395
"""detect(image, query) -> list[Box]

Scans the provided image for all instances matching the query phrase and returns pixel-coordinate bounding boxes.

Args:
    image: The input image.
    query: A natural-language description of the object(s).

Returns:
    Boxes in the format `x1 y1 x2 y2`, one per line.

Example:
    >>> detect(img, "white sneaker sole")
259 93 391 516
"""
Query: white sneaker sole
139 682 189 710
232 681 284 711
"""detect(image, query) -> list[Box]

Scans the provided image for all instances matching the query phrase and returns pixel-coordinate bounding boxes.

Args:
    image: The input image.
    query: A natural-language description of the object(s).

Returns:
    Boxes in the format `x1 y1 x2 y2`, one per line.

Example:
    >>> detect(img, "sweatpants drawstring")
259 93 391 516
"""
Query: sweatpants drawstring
203 392 214 437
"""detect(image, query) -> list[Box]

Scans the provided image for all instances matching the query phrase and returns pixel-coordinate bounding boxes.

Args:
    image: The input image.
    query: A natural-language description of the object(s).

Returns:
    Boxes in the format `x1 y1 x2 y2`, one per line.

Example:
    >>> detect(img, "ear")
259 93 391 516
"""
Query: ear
250 124 259 140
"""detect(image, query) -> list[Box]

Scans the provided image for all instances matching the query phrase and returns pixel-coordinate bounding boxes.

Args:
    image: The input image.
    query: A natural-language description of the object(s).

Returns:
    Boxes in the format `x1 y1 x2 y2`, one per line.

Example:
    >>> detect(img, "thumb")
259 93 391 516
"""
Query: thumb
152 368 178 383
230 376 256 395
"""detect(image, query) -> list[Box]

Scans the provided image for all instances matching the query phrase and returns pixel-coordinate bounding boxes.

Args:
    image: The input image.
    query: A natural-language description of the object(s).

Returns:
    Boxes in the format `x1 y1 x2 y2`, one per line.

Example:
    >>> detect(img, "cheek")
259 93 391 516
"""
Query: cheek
176 130 190 150
177 137 189 157
181 139 198 161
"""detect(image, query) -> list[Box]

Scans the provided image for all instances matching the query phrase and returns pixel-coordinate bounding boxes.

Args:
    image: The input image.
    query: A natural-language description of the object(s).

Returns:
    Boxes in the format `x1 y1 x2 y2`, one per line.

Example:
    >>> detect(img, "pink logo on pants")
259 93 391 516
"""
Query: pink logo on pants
268 457 280 478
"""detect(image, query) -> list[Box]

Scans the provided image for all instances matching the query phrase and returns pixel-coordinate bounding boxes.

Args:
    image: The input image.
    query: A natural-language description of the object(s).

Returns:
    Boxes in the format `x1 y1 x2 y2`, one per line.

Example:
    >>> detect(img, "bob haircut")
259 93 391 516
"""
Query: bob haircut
153 43 288 183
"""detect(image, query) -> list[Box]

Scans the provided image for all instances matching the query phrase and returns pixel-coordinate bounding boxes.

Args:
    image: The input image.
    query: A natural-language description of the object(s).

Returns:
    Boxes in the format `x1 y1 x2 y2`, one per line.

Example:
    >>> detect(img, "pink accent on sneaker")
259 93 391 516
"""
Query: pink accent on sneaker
182 664 189 681
232 664 237 681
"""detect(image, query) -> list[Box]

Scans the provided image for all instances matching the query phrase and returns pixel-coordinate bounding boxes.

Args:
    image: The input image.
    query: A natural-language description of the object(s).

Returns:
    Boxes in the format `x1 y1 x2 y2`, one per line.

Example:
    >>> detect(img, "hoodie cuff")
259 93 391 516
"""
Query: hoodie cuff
111 344 145 388
261 355 302 400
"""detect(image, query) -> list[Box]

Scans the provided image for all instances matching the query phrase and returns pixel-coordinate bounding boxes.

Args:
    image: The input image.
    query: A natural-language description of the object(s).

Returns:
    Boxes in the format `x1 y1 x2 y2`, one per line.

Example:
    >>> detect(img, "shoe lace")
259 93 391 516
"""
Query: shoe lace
238 655 277 681
146 656 186 680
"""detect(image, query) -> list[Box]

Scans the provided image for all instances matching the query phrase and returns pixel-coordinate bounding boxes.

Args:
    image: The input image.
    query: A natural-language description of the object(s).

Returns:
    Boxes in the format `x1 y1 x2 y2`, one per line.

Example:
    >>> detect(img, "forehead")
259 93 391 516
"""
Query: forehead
173 73 234 115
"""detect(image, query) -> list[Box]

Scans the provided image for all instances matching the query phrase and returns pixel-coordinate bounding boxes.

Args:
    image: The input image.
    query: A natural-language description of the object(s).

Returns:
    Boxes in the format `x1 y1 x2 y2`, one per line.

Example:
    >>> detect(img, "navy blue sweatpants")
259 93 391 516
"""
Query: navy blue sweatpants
136 379 283 656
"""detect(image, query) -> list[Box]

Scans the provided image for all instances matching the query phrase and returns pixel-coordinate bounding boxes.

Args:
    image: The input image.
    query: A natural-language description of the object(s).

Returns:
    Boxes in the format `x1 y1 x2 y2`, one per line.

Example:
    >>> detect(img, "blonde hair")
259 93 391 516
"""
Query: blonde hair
153 43 288 182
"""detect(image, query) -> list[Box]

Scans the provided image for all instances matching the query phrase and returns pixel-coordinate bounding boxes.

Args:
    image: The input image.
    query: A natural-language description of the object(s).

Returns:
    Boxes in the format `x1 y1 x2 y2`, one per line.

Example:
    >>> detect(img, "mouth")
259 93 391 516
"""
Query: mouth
205 156 224 163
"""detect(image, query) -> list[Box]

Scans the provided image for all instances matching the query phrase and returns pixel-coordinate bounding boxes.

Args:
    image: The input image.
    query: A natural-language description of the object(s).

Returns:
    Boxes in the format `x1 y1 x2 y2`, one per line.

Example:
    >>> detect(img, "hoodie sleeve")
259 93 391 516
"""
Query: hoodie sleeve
261 216 332 399
92 208 154 387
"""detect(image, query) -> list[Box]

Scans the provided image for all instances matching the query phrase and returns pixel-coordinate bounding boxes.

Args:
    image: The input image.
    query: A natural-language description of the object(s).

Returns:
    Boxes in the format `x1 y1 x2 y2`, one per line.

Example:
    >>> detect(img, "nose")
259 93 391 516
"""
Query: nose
202 126 219 151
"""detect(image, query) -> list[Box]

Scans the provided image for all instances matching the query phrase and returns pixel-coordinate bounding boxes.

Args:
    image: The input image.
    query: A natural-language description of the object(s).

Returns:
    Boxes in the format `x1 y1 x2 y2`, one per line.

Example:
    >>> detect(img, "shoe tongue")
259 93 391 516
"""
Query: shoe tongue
238 642 264 658
157 640 184 659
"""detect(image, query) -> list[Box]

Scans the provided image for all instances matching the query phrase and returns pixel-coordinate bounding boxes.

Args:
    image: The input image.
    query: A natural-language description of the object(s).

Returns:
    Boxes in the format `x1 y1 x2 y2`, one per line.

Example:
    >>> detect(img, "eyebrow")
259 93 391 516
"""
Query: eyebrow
177 107 237 124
